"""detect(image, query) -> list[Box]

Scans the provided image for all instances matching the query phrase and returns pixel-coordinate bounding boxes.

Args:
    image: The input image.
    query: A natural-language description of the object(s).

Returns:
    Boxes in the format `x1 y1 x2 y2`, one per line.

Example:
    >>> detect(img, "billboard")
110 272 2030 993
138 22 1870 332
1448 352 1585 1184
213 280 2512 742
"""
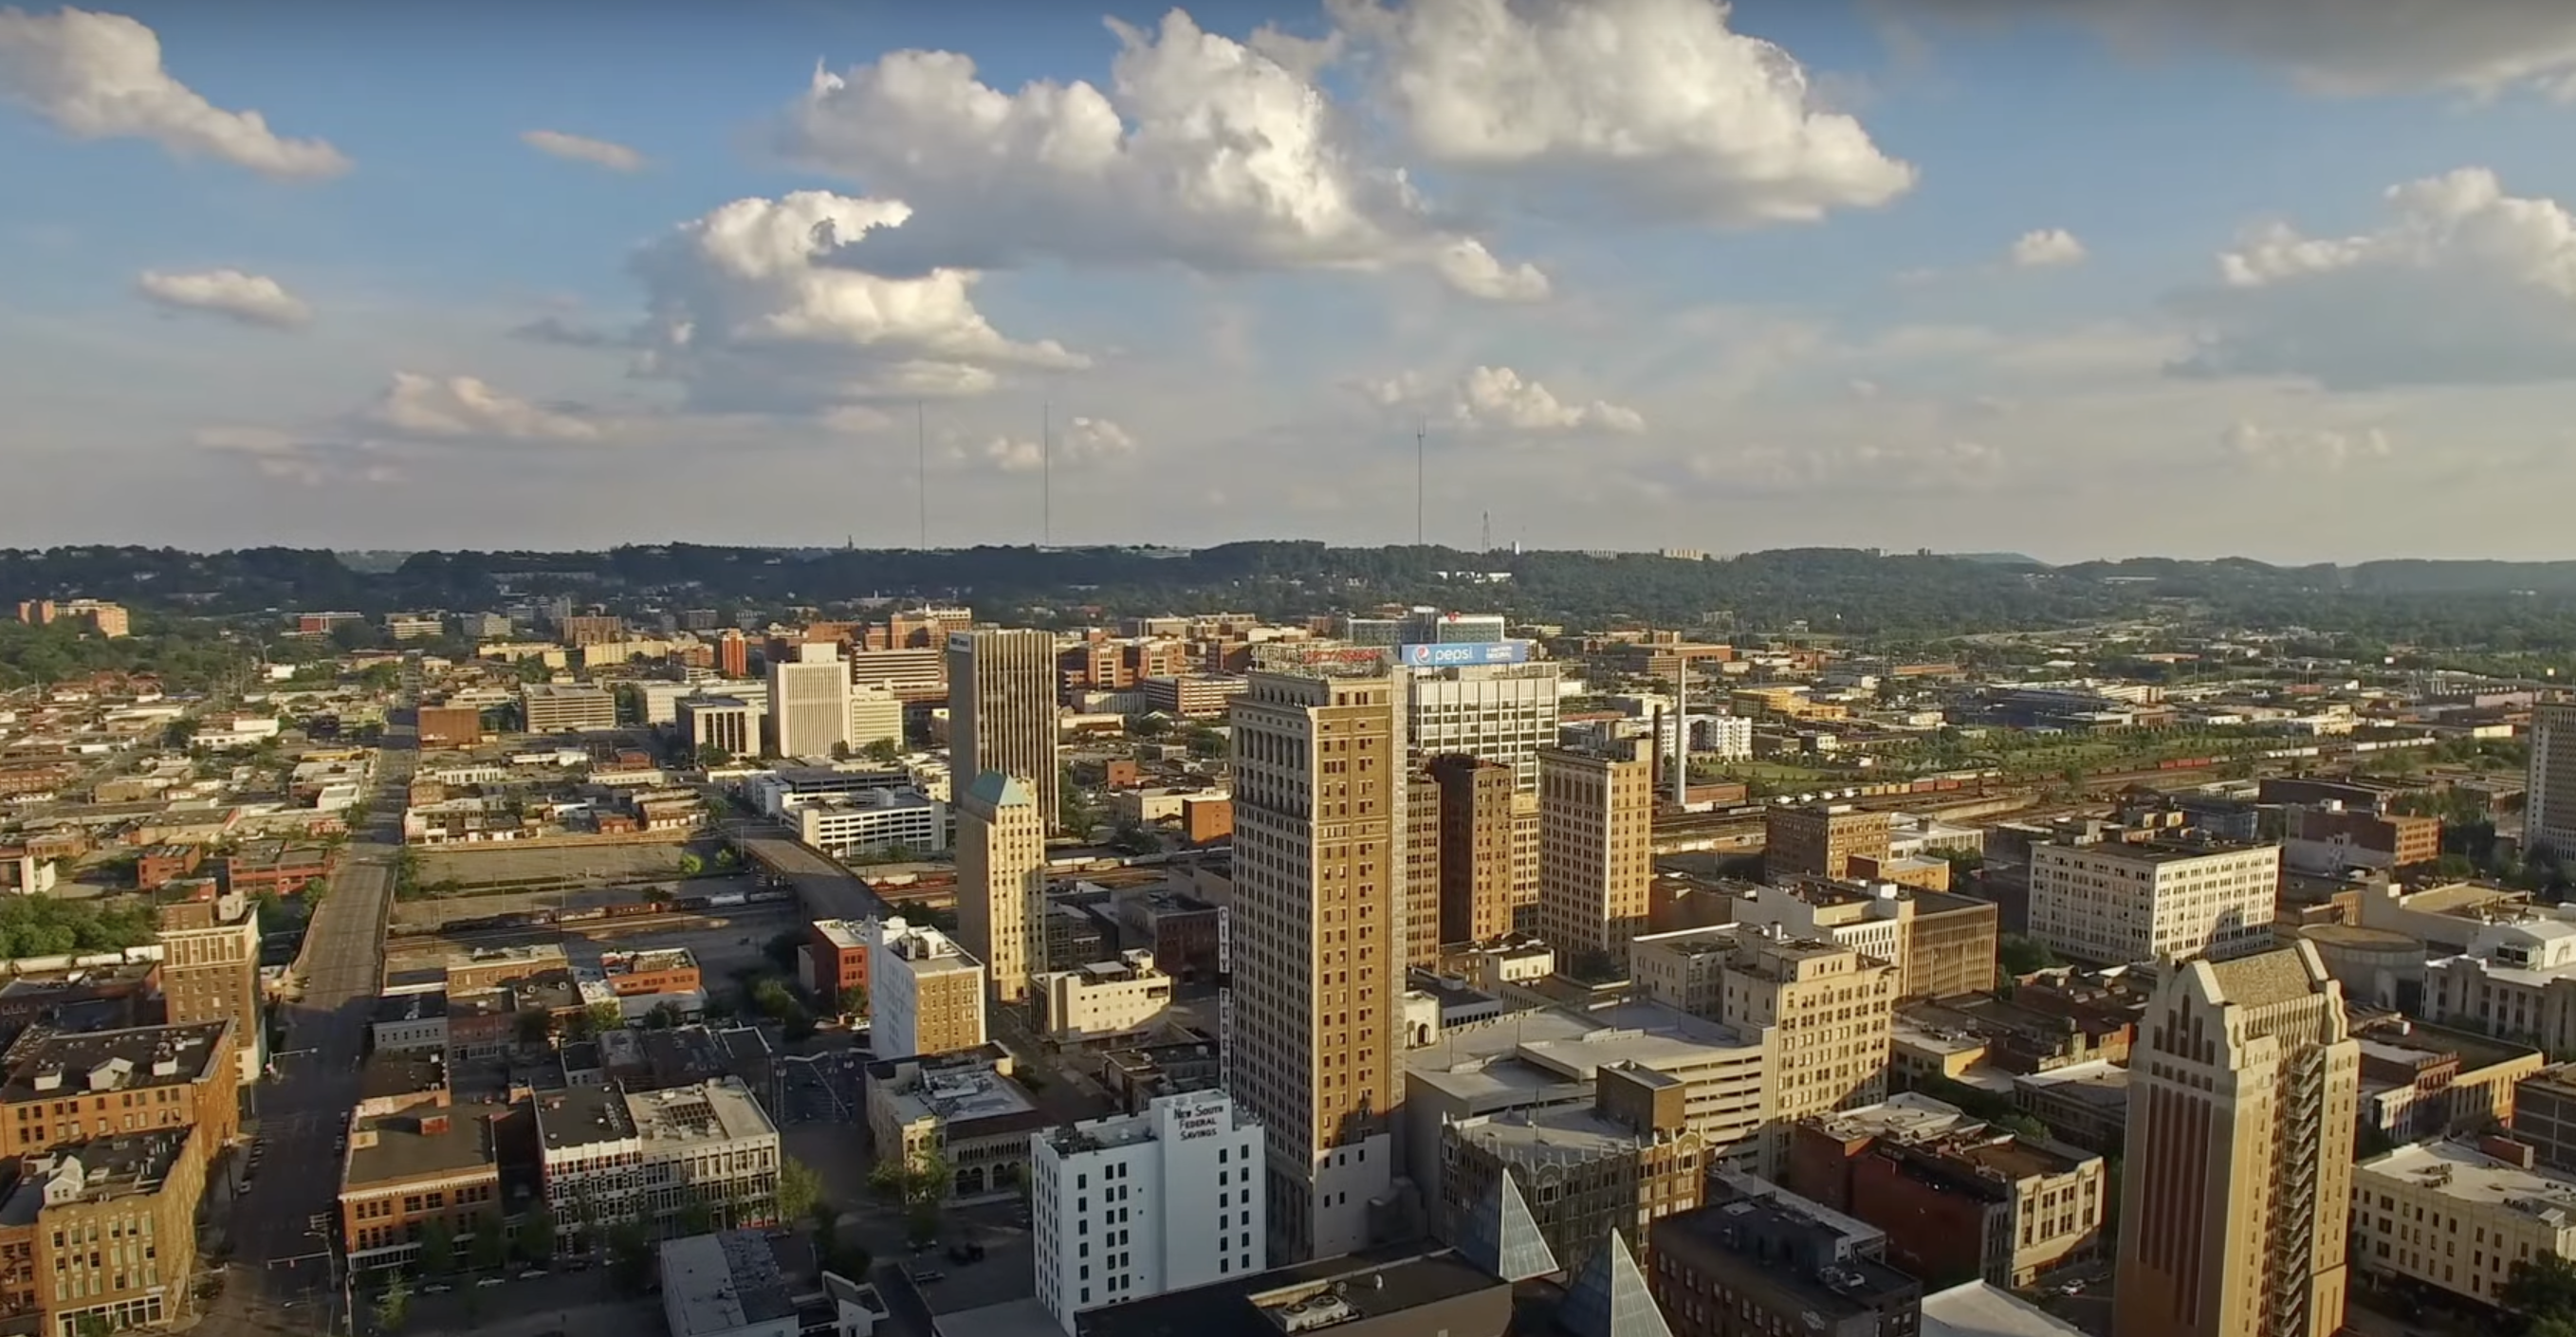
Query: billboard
1398 640 1530 668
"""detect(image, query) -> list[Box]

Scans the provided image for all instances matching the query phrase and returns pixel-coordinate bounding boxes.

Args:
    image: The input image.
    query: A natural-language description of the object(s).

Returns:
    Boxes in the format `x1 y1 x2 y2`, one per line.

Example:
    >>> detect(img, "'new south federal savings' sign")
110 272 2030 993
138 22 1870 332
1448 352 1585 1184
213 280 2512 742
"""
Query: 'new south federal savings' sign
1400 641 1530 668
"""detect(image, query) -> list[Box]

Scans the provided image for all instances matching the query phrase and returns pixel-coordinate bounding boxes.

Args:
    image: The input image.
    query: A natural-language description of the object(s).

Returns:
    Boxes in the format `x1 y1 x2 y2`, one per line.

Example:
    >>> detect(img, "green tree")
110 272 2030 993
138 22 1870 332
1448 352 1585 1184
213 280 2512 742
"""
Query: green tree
1128 713 1169 739
778 1157 824 1226
677 1200 716 1236
862 738 902 764
416 1218 455 1275
1997 934 2058 979
871 1149 953 1238
2506 1253 2576 1323
838 986 869 1020
518 1207 556 1263
678 852 706 876
515 1009 557 1045
607 1222 653 1294
468 1216 507 1272
374 1276 411 1332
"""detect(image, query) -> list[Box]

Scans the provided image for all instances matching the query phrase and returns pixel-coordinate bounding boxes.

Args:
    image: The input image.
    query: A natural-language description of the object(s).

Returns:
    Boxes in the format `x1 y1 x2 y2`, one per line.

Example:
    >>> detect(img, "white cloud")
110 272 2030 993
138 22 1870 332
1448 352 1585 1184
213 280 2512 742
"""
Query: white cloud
2009 228 2088 267
1330 0 1915 225
0 7 347 177
1888 0 2576 100
626 191 1087 412
1683 437 2008 493
521 129 645 172
2220 419 2395 470
360 372 600 442
1359 364 1646 434
2170 168 2576 389
134 268 309 328
776 10 1546 300
983 415 1142 473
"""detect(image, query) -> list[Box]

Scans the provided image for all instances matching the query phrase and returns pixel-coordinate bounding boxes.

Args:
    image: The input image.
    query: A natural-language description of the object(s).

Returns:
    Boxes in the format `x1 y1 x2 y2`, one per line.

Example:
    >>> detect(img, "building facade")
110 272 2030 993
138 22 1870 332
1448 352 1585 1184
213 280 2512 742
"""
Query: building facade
1429 755 1516 948
767 643 854 760
948 629 1061 833
956 771 1047 1006
2530 701 2576 860
1030 1090 1268 1330
869 917 989 1059
2028 836 2282 966
522 683 616 733
2113 943 2358 1337
1537 741 1657 962
1222 668 1400 1262
1764 805 1892 883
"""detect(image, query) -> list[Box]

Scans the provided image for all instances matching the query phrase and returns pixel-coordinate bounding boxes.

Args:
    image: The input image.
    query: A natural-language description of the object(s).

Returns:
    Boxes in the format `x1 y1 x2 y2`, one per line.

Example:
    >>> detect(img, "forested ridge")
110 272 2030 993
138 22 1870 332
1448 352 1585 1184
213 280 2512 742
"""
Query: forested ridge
10 542 2576 647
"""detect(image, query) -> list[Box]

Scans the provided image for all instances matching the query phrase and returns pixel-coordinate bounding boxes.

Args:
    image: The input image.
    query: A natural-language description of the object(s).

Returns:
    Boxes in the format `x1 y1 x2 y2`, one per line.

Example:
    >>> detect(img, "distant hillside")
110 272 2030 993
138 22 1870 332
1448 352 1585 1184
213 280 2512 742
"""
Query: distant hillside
1949 552 2048 567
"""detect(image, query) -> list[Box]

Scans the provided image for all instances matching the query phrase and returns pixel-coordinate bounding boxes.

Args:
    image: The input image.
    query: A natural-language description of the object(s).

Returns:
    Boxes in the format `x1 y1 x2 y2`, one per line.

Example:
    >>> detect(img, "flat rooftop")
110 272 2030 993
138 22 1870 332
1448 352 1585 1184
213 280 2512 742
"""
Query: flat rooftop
1076 1247 1505 1337
661 1230 797 1337
347 1100 506 1189
0 1022 230 1101
2359 1139 2576 1218
1450 1105 1648 1162
883 1063 1039 1130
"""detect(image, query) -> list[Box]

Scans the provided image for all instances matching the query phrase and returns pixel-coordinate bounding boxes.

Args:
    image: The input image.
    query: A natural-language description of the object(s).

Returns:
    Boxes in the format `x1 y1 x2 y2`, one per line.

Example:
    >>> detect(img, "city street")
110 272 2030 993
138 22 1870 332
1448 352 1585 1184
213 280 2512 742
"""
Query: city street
199 707 416 1337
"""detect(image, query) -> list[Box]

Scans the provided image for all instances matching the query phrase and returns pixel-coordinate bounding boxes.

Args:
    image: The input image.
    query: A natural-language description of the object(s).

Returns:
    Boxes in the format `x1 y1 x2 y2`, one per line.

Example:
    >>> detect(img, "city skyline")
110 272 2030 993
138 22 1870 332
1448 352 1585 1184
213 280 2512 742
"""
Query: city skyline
6 1 2576 559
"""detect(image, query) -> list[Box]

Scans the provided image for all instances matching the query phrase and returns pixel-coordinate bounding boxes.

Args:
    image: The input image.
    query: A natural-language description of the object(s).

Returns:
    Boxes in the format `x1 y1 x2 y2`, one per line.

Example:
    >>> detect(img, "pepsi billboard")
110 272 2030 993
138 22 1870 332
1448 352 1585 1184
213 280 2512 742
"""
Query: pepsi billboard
1399 640 1530 668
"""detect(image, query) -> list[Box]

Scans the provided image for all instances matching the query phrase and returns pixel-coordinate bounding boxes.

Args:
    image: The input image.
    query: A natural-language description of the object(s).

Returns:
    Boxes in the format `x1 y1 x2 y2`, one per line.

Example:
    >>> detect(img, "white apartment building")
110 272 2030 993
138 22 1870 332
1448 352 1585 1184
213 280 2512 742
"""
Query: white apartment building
790 789 947 859
1031 951 1176 1042
767 642 854 759
1400 663 1561 793
869 917 989 1060
522 684 616 734
2425 919 2576 1054
2352 1139 2576 1307
679 695 764 760
1691 713 1755 760
2026 836 2281 965
536 1078 782 1243
1030 1091 1268 1331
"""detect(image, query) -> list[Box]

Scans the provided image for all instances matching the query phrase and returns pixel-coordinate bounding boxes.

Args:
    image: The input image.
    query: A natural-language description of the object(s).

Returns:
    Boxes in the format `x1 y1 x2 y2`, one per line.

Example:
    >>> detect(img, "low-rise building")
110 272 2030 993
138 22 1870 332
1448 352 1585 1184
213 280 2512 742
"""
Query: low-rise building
1032 951 1176 1043
2351 1137 2576 1307
1031 1091 1268 1330
1073 1247 1518 1337
2352 1014 2544 1145
1727 880 1998 1000
369 988 449 1054
0 1023 240 1158
864 1048 1048 1202
340 1093 508 1272
217 841 334 897
1140 675 1249 720
804 920 869 1011
792 790 947 860
660 1231 800 1337
2512 1065 2576 1174
1439 1063 1706 1278
1647 1181 1923 1337
0 1128 208 1337
1785 1099 2107 1288
2026 833 2281 966
522 683 619 733
536 1079 781 1248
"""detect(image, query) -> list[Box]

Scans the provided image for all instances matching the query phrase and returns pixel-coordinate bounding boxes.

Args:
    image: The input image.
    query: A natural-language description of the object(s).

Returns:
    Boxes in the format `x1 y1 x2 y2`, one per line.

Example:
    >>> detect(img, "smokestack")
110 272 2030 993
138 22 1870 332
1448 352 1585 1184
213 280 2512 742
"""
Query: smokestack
1673 664 1687 805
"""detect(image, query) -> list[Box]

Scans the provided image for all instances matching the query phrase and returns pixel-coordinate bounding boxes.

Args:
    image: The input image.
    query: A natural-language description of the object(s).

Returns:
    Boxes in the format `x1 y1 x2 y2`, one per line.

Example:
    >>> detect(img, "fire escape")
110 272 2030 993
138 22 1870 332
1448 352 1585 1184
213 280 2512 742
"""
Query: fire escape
2262 1045 2329 1335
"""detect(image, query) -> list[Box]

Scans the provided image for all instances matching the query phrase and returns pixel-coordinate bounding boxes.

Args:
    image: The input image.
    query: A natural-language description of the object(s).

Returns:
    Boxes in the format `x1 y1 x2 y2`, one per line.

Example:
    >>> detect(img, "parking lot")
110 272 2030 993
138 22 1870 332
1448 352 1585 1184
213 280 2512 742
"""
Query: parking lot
414 838 730 891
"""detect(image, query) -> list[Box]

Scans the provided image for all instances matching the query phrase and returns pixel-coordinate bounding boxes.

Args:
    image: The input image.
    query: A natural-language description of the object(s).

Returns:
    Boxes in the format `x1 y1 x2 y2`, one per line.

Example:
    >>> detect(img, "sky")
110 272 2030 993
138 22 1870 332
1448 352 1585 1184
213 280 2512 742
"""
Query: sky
7 0 2576 563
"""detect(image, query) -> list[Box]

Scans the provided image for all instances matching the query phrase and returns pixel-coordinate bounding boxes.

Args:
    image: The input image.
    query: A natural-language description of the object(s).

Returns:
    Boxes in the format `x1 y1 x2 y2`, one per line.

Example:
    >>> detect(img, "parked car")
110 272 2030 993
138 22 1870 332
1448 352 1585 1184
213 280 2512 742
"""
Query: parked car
909 1269 946 1285
475 1277 506 1289
947 1243 985 1265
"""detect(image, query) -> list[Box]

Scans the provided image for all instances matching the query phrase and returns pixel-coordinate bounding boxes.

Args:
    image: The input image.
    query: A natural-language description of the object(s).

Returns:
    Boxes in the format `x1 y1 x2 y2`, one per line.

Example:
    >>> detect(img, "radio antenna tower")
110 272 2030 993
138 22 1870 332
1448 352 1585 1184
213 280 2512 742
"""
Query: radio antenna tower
1415 424 1426 548
915 400 928 550
1041 399 1054 547
1481 510 1491 553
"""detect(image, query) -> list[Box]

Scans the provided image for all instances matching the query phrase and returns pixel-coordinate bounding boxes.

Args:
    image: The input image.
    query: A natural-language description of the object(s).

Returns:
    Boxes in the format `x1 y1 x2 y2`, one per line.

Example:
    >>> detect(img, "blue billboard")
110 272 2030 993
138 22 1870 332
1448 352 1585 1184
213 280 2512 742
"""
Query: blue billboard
1398 640 1530 668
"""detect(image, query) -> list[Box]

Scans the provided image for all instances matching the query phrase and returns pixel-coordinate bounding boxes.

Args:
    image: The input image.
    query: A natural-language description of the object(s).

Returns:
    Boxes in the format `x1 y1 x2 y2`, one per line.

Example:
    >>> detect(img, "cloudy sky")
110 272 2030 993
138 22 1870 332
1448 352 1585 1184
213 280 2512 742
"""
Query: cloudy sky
6 0 2576 561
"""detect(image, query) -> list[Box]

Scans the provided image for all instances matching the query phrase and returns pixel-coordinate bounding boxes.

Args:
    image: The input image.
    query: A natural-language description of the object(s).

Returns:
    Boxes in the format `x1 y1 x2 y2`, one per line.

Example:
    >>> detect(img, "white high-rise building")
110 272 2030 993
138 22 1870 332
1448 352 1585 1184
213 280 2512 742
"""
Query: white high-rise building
2530 702 2576 860
767 642 854 759
1030 1091 1267 1331
1399 662 1560 793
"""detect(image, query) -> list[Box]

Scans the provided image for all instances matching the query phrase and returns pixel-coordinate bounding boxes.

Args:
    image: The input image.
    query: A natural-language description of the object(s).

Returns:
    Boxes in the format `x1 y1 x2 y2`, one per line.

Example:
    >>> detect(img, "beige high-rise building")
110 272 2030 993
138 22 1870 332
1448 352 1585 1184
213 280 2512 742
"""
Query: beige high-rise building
1222 668 1400 1262
948 629 1061 833
2530 702 2576 859
868 916 990 1059
1720 933 1897 1170
2113 943 2359 1337
1509 796 1539 935
1537 740 1657 962
767 641 853 759
956 771 1047 1005
155 888 265 1084
1403 773 1442 970
1428 754 1515 948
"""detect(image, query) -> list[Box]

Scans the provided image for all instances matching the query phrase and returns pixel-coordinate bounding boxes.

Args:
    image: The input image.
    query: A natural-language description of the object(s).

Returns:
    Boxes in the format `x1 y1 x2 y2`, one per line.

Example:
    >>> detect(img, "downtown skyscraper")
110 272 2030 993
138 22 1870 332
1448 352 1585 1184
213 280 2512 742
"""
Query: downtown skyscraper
1221 667 1400 1262
947 628 1061 833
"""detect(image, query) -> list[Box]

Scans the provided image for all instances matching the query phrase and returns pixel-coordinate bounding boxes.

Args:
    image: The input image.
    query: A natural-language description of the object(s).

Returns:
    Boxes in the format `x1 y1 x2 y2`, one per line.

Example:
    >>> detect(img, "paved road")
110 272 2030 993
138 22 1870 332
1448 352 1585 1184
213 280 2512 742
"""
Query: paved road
200 708 415 1337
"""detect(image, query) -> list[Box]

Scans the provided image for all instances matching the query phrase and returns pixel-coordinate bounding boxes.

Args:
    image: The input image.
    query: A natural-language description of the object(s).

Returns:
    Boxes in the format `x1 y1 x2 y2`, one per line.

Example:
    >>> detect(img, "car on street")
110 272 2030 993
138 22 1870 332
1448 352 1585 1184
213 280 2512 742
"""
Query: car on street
909 1269 946 1285
421 1284 452 1295
475 1277 506 1288
519 1269 548 1279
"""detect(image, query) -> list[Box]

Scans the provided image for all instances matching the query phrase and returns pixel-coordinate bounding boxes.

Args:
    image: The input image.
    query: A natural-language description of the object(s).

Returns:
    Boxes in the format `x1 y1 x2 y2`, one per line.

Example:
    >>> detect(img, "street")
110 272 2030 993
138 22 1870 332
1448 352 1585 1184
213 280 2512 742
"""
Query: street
198 707 416 1337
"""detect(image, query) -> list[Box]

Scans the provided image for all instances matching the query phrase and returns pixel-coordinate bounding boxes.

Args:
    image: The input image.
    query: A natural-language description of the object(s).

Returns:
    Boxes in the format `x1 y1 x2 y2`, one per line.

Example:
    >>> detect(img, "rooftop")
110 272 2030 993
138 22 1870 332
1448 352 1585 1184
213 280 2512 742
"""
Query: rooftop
0 1022 230 1101
0 1129 192 1224
660 1230 798 1337
1658 1192 1917 1319
372 990 449 1024
879 1060 1040 1133
2359 1140 2576 1219
1450 1105 1653 1163
1920 1281 2088 1337
1076 1247 1507 1337
346 1099 506 1188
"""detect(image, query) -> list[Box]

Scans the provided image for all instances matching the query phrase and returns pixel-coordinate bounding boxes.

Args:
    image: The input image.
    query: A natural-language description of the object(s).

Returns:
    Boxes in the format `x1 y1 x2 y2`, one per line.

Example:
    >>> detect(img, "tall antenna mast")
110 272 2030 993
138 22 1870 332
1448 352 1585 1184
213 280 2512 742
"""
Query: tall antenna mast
915 400 928 550
1481 510 1491 553
1415 424 1426 548
1042 399 1053 547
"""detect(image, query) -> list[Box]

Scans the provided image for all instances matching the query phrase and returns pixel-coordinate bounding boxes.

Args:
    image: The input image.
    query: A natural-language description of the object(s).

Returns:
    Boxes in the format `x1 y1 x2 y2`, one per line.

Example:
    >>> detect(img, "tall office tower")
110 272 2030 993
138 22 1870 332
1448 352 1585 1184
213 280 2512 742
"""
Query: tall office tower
766 641 853 759
1720 933 1897 1171
948 629 1062 833
1403 772 1443 969
1538 740 1658 962
1764 803 1892 882
1509 796 1539 934
956 771 1047 1006
1223 668 1400 1262
717 629 749 680
2113 943 2359 1337
1428 755 1515 947
1399 662 1560 793
155 887 265 1084
2531 702 2576 858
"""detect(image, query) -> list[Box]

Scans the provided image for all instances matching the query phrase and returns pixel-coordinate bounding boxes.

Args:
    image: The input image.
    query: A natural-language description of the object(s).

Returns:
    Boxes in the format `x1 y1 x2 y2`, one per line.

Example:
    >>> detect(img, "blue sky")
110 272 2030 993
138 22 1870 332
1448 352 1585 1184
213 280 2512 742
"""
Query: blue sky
8 0 2576 560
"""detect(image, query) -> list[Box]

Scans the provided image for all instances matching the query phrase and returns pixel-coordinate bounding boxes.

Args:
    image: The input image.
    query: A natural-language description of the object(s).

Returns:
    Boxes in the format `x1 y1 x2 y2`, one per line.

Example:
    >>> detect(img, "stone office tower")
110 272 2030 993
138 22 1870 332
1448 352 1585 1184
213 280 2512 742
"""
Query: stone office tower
2113 943 2359 1337
947 628 1060 832
1222 668 1400 1262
